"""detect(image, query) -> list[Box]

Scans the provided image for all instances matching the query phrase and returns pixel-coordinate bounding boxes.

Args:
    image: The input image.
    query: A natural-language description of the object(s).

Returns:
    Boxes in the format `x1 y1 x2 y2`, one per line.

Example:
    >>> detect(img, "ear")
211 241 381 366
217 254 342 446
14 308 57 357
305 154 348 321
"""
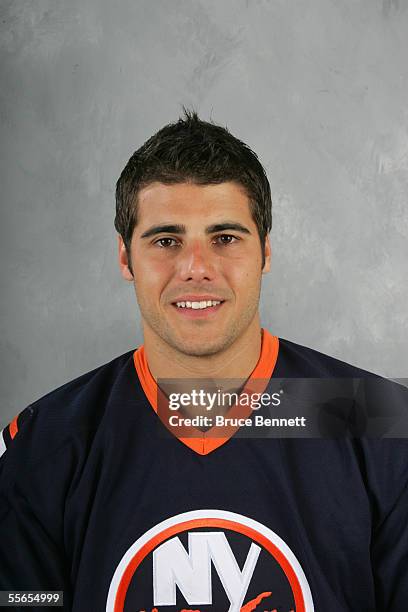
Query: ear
262 235 271 274
118 235 134 281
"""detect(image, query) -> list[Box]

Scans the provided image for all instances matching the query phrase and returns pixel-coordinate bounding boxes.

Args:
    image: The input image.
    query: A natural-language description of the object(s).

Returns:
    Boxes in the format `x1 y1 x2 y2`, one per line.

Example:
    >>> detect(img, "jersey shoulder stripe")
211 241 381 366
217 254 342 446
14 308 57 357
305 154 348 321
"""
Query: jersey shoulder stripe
0 405 35 458
0 349 136 462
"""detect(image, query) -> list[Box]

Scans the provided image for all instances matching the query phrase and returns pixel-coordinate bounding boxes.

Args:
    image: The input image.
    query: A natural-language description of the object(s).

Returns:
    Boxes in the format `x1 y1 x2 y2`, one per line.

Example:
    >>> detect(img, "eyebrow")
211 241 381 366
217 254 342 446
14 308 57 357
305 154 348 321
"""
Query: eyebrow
140 222 251 239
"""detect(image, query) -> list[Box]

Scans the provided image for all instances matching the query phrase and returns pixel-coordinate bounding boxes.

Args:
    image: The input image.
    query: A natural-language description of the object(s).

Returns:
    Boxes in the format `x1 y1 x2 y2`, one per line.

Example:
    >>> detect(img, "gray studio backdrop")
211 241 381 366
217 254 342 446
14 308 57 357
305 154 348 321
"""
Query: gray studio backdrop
1 0 407 427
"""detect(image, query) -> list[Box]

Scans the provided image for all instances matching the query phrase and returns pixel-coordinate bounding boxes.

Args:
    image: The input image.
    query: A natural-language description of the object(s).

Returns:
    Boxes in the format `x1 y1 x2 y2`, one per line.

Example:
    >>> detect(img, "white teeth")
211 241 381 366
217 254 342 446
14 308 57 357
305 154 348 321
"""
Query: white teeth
175 300 221 309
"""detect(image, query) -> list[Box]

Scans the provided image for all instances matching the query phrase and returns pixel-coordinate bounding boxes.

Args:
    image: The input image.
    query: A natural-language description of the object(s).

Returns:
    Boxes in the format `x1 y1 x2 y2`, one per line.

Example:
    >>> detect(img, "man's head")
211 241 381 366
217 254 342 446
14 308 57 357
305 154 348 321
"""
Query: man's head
115 109 272 270
116 110 272 356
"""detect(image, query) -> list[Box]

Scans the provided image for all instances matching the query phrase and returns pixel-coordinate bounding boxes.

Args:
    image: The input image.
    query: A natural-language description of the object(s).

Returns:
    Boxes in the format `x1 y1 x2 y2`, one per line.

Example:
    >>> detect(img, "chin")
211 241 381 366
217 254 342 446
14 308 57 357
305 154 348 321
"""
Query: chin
170 332 236 357
177 344 224 357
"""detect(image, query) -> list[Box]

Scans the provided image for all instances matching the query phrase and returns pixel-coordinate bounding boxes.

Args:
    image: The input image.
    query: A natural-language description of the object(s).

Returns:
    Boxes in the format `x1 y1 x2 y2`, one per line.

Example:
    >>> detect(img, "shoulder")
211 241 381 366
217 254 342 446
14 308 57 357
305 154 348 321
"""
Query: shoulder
0 349 136 469
275 336 407 428
276 336 379 377
276 336 408 514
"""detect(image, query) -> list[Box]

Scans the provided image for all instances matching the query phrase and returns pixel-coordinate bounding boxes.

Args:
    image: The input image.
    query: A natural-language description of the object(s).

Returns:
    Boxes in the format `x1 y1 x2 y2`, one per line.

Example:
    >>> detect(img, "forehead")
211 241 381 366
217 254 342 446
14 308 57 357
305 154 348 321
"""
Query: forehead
135 181 253 228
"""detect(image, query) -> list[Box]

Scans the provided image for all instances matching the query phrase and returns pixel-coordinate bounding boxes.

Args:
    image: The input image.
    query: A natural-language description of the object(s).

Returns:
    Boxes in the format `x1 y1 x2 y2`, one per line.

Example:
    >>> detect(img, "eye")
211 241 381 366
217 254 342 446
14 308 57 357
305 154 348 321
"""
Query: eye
213 234 240 245
154 237 180 248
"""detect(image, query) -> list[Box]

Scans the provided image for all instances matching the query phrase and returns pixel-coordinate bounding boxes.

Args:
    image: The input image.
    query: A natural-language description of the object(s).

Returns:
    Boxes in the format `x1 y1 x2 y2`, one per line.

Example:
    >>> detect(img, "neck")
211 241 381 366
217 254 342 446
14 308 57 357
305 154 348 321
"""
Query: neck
143 316 263 382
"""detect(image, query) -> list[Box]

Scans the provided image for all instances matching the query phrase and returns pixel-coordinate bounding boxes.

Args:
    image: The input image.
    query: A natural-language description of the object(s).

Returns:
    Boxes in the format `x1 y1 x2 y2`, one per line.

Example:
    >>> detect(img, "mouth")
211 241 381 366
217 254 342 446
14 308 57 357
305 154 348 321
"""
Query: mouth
171 298 225 317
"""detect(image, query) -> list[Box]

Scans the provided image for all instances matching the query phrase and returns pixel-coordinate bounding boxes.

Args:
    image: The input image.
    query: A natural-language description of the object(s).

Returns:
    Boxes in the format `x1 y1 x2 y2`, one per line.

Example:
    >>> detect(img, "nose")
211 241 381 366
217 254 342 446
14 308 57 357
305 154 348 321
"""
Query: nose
176 240 216 282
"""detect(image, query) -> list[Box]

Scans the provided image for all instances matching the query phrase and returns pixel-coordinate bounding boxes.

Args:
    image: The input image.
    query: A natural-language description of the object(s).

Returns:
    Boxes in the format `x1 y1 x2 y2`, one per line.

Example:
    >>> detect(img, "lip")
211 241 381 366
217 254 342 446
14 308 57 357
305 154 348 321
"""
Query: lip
171 295 225 303
170 296 225 319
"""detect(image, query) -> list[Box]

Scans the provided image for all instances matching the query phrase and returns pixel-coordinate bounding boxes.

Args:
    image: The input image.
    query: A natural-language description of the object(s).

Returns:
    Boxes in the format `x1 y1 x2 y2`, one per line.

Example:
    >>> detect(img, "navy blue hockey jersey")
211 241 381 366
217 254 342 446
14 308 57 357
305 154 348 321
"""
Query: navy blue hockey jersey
1 329 407 611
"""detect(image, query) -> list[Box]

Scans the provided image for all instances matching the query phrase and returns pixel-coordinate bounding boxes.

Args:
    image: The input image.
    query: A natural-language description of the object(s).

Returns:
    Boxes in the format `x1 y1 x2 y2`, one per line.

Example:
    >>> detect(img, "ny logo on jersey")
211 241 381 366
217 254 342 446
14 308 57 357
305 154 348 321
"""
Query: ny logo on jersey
153 531 260 609
106 510 314 612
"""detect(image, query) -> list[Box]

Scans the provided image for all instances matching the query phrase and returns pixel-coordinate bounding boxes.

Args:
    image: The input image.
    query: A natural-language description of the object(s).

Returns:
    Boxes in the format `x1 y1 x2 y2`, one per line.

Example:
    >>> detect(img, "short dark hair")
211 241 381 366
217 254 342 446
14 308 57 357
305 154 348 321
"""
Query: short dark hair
115 109 272 270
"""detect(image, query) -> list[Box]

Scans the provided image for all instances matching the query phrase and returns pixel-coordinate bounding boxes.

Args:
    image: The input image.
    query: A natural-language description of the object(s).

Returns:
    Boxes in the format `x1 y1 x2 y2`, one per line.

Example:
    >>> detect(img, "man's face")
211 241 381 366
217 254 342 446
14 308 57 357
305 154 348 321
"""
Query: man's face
119 181 271 356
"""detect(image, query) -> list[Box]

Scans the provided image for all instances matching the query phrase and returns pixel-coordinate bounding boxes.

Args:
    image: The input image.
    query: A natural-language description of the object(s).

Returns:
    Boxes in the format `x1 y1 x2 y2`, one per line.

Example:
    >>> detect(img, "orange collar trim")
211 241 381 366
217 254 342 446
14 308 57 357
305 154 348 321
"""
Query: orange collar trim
133 329 279 456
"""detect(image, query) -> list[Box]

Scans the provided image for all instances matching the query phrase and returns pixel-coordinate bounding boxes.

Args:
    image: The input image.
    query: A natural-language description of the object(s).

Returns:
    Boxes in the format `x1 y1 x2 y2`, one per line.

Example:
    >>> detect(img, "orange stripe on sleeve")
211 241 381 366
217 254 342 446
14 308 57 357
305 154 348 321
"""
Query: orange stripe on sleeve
9 413 19 439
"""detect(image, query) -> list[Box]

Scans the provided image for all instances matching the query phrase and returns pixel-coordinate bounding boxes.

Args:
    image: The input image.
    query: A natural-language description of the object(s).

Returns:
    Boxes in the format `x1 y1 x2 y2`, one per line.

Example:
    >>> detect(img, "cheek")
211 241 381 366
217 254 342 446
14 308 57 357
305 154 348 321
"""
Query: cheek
223 258 262 295
226 246 262 277
133 258 173 293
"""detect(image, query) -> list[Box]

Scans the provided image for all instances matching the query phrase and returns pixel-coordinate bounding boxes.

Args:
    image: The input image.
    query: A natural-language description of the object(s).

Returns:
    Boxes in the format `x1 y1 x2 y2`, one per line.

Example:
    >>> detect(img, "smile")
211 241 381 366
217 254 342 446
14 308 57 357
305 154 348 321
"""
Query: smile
175 300 221 310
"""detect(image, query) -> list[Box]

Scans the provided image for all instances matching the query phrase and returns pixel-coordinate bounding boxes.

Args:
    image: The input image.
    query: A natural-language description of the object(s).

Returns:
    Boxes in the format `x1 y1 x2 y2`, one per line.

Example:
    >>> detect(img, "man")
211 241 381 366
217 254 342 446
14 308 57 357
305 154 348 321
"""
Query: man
1 110 407 611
